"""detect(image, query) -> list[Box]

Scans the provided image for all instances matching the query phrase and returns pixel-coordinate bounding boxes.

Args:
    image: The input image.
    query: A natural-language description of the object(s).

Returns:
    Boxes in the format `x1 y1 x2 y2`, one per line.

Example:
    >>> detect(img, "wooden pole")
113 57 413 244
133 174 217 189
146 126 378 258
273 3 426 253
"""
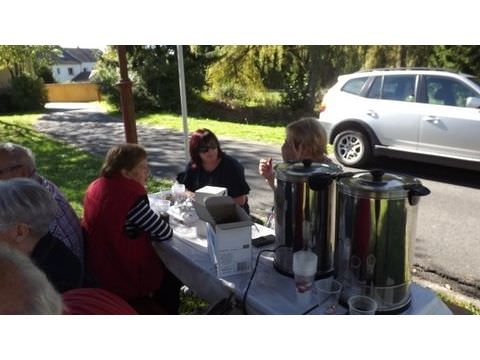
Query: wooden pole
116 45 138 144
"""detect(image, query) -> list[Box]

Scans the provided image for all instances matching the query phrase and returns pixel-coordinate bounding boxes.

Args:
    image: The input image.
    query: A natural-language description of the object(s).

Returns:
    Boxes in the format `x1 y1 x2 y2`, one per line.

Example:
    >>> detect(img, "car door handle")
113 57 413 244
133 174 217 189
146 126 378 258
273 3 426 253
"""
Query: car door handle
422 115 440 124
366 110 378 118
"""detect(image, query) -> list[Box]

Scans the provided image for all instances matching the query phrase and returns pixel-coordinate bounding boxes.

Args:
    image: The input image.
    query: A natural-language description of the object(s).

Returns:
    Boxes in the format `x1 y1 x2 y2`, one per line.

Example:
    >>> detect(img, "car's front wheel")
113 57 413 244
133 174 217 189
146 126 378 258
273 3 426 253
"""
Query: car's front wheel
333 130 372 167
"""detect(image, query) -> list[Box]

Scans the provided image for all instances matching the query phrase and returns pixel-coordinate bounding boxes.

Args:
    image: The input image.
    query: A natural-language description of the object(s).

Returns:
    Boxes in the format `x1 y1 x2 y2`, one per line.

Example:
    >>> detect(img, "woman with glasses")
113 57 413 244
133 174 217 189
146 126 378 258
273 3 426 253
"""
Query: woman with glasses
178 128 251 213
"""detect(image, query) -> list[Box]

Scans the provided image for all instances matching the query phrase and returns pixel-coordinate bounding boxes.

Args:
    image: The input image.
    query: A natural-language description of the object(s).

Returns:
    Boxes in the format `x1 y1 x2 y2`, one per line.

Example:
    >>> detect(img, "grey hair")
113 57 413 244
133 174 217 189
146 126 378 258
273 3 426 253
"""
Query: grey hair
0 243 63 314
0 178 58 238
0 142 36 174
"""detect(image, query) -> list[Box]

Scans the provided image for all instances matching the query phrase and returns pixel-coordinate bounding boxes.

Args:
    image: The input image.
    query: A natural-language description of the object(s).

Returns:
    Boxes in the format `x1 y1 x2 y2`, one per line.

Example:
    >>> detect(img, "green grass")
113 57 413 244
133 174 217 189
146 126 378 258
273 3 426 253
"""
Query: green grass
179 292 209 314
0 114 175 216
136 113 286 145
97 100 120 115
97 101 332 151
438 292 480 315
0 114 103 216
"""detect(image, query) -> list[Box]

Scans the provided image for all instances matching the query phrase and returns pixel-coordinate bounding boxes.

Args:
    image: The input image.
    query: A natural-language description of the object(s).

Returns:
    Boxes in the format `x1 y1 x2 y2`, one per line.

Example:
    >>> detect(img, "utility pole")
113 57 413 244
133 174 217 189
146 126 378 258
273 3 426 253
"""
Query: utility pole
177 45 189 164
117 45 138 144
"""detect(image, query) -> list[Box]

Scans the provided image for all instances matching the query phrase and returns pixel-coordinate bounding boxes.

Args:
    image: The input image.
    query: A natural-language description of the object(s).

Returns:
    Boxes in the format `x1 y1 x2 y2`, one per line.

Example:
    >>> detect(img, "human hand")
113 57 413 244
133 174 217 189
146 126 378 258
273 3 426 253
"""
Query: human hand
259 157 274 180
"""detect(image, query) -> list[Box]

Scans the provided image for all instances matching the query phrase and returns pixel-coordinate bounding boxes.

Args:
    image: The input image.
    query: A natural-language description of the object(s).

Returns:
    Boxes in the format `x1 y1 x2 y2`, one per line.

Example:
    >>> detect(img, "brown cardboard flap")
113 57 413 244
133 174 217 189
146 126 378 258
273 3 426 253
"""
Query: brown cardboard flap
193 196 252 230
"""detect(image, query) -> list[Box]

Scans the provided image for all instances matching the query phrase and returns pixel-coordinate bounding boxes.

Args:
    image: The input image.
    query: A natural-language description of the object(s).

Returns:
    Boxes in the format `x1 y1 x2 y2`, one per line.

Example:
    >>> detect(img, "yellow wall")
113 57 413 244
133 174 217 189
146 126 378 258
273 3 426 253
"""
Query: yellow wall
45 83 101 102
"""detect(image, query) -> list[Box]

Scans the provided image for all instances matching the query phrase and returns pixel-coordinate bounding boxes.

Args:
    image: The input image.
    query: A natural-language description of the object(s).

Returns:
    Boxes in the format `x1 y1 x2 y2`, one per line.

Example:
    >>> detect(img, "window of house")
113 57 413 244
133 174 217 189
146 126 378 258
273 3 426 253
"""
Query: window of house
68 68 74 75
56 68 60 74
83 68 87 72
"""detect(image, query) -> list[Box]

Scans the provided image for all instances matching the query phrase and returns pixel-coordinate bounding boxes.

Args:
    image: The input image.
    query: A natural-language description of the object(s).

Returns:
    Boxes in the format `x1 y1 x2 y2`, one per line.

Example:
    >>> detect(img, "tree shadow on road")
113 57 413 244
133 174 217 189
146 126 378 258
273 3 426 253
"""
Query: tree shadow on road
39 111 121 124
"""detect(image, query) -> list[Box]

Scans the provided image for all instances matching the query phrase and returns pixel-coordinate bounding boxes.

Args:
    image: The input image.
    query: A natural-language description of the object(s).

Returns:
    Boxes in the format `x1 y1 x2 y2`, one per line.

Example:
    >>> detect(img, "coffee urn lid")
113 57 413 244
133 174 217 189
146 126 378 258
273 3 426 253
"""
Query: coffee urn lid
275 159 343 182
337 169 423 199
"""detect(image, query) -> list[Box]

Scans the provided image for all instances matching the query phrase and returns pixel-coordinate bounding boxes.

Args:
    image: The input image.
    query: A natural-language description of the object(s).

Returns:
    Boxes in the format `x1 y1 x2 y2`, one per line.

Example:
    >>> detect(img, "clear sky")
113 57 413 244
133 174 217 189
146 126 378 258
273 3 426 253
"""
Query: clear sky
1 0 477 45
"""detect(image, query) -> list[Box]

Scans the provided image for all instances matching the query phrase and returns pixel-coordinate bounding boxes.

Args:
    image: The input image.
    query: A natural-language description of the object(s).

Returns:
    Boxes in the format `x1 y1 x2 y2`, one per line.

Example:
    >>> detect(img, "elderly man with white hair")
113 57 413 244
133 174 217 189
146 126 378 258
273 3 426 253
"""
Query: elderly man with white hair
0 142 84 264
0 178 84 292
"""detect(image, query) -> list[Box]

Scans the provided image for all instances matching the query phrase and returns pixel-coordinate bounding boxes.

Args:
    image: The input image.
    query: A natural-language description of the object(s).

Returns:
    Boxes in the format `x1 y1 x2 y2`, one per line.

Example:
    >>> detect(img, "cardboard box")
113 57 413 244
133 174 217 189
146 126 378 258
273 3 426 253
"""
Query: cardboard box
194 186 228 237
193 196 252 277
194 186 227 205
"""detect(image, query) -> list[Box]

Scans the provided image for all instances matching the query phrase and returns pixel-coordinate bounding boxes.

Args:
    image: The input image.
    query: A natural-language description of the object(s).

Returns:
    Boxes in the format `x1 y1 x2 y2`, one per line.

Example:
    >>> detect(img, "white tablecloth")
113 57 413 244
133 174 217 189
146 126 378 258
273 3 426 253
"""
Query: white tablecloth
153 222 452 315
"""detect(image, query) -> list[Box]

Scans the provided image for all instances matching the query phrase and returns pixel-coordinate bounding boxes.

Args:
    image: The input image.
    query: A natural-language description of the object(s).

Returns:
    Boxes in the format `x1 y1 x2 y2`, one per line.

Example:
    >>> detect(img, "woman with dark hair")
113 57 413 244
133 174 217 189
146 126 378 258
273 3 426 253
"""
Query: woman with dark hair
178 128 251 213
82 143 180 314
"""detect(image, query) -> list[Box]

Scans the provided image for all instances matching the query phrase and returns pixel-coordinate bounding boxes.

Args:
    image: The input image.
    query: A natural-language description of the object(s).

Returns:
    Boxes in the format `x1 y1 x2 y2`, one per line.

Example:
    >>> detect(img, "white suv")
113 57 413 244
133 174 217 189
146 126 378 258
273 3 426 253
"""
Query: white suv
319 68 480 170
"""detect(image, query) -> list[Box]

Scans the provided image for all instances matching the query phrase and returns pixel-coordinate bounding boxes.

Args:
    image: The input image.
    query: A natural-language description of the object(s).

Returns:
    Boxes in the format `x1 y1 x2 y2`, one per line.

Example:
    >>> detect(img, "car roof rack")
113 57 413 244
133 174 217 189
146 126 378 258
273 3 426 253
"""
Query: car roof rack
357 67 458 73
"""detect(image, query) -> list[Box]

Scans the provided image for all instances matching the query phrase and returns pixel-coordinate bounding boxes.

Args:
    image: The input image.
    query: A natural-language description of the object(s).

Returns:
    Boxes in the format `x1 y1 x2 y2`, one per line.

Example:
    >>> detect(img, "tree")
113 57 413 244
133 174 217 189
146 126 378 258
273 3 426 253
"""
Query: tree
0 45 59 78
205 45 284 104
92 45 209 112
204 45 365 114
430 45 480 75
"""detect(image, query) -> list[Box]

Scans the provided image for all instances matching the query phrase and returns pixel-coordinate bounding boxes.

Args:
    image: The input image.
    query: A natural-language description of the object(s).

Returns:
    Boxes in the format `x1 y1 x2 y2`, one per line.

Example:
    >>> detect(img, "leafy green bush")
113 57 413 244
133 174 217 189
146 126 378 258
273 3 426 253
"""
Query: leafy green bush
9 75 47 111
93 46 207 113
36 65 55 84
90 61 121 109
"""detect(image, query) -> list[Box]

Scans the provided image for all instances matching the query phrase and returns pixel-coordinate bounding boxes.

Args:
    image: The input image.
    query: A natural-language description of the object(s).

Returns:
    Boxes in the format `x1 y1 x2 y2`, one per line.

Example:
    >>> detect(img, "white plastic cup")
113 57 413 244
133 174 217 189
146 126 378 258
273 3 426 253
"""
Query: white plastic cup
151 199 170 213
348 295 378 315
171 182 186 205
292 250 317 294
316 278 343 315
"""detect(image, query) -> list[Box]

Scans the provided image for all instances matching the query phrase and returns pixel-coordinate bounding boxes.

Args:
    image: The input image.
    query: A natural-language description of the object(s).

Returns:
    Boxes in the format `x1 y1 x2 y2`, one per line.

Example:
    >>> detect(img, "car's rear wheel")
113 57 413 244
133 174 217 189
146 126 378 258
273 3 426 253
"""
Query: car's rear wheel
333 130 372 167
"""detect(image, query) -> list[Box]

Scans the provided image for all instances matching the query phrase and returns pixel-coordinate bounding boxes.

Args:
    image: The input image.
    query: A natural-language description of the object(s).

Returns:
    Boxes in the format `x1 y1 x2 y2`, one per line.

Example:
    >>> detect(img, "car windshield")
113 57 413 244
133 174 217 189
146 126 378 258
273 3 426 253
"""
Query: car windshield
467 76 480 88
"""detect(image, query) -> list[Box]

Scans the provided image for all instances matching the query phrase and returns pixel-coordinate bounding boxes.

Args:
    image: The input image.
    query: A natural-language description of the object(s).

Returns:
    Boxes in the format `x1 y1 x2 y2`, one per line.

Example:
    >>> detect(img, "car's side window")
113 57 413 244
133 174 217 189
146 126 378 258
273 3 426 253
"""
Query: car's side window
341 77 368 95
426 76 477 107
366 76 381 98
381 75 416 102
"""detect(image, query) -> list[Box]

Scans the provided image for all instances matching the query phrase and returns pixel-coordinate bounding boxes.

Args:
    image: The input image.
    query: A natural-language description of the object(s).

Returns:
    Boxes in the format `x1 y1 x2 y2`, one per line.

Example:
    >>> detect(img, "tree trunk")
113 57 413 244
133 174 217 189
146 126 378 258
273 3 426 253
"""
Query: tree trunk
305 46 323 114
397 46 407 67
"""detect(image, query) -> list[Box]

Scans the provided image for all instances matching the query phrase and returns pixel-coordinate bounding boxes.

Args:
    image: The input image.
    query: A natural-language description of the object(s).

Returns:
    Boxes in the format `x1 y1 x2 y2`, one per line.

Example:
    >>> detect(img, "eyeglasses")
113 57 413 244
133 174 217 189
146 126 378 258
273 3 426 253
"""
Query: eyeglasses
0 164 23 176
198 145 218 153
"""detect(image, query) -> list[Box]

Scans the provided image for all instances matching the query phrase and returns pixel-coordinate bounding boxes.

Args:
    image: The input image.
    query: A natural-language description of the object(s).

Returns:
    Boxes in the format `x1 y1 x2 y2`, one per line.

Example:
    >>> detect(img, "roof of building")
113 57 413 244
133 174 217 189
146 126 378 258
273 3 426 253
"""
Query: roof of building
53 48 101 65
71 70 92 82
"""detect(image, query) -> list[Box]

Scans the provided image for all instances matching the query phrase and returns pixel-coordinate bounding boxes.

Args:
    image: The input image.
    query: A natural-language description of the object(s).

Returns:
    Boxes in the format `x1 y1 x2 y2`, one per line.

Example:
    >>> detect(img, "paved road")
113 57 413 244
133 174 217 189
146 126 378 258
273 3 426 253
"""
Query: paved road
36 104 480 299
37 105 283 216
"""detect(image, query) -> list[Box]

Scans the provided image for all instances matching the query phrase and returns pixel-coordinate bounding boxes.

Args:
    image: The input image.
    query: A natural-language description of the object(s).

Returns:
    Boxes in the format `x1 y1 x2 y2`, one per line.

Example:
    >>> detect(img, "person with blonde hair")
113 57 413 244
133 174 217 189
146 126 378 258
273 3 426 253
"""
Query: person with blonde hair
259 117 331 190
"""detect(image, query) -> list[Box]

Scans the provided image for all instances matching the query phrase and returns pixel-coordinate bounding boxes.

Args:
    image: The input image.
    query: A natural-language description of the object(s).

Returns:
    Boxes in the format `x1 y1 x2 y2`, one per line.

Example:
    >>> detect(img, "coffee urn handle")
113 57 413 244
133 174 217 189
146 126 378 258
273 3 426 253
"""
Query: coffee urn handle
405 184 431 206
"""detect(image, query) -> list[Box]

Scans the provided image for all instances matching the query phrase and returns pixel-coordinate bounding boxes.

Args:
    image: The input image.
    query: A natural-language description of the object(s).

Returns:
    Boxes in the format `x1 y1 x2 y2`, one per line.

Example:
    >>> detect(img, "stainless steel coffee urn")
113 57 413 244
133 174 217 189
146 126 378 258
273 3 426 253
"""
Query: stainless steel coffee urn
273 159 343 278
334 169 430 314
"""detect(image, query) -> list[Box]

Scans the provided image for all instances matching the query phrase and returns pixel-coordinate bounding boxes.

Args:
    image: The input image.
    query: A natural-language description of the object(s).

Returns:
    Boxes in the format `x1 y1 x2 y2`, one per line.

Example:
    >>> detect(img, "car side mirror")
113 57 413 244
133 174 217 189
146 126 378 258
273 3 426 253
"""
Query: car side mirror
465 96 480 108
